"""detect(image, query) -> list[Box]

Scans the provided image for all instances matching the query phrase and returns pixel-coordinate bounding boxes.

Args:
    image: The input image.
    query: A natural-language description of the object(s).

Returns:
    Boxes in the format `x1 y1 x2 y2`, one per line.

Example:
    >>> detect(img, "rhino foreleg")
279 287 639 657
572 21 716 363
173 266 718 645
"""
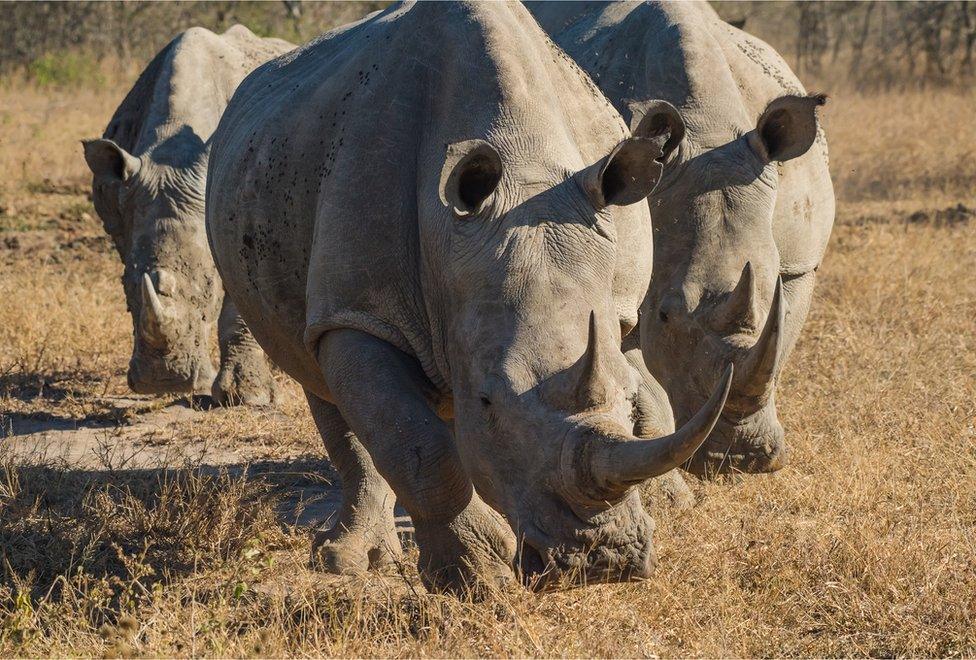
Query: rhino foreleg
306 392 401 573
318 328 516 594
623 334 695 511
212 296 277 406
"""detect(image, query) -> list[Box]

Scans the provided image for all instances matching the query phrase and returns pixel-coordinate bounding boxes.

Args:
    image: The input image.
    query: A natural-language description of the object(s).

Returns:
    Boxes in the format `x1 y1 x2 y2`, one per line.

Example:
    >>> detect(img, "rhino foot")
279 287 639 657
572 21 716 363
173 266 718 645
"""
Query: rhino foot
311 518 402 574
211 356 277 407
214 297 276 406
414 494 516 597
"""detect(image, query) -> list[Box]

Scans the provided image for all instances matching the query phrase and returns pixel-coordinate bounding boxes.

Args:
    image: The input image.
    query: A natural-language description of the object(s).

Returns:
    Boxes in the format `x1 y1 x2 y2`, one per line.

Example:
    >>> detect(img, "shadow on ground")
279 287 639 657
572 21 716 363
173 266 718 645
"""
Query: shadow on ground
0 454 413 603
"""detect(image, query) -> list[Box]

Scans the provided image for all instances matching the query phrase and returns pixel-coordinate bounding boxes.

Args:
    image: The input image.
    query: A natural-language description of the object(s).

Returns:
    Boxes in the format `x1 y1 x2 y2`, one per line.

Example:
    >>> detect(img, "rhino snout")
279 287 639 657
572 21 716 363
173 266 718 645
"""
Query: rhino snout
127 353 215 395
516 496 657 590
686 406 788 475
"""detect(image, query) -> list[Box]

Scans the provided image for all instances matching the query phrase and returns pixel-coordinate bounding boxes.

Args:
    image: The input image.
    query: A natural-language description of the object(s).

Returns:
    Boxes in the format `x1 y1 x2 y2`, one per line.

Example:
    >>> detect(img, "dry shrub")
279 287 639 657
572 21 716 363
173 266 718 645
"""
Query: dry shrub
0 456 287 651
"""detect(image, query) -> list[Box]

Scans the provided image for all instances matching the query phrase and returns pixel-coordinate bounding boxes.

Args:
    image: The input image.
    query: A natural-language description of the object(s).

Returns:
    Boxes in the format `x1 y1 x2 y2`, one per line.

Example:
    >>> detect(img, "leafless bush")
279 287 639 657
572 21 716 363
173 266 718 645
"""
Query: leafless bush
0 1 388 81
717 1 976 89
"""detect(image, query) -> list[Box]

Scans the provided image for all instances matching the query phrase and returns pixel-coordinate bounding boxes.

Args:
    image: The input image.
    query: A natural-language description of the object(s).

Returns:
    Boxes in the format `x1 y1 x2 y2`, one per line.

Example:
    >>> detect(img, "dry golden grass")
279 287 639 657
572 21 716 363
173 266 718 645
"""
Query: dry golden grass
0 81 125 194
1 77 975 656
823 86 976 208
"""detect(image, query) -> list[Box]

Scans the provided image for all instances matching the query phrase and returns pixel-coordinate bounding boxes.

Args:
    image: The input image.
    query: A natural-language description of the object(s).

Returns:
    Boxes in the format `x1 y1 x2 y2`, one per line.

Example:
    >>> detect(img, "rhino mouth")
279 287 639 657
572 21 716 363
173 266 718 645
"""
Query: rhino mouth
514 516 655 591
127 356 215 395
685 414 788 475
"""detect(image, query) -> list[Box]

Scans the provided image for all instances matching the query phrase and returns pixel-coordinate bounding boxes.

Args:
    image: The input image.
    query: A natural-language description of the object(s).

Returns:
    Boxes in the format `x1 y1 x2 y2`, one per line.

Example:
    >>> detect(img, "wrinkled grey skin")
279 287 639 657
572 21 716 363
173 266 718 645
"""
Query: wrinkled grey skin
528 1 835 474
207 1 731 593
83 25 291 404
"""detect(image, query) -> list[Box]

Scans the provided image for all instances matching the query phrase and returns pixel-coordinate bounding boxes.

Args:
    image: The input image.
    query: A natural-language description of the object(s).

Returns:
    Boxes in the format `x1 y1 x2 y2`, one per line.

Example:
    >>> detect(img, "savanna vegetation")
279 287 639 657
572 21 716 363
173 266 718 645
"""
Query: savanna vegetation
1 1 974 656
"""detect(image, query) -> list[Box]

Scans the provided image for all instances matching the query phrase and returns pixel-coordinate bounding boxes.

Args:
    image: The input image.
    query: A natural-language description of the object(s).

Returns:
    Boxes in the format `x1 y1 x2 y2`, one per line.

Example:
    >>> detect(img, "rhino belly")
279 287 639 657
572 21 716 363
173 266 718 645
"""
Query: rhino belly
209 171 328 399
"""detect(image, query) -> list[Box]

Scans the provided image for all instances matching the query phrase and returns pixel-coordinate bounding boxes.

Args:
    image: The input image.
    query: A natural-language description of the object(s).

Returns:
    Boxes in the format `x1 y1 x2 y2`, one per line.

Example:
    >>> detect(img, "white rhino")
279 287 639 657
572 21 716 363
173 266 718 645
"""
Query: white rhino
83 25 292 404
528 1 835 474
207 1 731 592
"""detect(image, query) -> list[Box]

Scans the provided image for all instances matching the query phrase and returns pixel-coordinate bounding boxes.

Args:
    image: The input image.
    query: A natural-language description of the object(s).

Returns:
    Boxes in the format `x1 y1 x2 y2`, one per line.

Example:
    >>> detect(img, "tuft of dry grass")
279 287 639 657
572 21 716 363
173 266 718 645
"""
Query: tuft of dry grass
0 83 124 195
822 85 976 209
1 72 975 656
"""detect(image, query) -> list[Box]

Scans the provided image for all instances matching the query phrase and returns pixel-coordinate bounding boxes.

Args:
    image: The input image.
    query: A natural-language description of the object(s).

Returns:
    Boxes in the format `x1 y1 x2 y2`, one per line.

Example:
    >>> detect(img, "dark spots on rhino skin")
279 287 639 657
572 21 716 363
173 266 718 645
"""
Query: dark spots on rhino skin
243 233 255 250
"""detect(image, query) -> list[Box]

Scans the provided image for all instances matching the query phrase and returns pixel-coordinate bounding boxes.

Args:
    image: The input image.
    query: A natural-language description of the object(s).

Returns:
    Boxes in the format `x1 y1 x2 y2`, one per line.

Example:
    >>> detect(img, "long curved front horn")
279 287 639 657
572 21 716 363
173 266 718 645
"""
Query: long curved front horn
732 275 784 401
567 364 733 500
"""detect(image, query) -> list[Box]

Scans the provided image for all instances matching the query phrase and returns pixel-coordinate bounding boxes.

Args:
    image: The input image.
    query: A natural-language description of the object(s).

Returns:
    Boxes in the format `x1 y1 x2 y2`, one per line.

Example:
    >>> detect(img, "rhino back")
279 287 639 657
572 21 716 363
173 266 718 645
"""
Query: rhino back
104 25 293 159
207 1 640 399
102 38 176 153
530 0 833 274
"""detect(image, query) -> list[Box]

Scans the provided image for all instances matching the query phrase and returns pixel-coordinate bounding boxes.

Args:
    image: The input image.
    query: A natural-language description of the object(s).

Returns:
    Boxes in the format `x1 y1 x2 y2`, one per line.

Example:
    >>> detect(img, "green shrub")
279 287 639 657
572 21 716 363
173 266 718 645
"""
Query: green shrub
27 52 104 88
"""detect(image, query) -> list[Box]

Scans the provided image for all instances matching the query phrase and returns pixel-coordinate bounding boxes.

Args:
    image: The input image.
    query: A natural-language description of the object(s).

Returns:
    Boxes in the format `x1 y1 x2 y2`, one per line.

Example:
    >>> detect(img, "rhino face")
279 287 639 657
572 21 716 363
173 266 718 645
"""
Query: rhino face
84 139 220 395
637 95 826 475
431 136 731 588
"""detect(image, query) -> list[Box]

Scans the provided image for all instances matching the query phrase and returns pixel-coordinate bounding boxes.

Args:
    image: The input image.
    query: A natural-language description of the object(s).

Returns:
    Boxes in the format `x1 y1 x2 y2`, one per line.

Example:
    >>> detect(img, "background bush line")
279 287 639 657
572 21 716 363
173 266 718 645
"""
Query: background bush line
3 1 975 90
0 0 387 88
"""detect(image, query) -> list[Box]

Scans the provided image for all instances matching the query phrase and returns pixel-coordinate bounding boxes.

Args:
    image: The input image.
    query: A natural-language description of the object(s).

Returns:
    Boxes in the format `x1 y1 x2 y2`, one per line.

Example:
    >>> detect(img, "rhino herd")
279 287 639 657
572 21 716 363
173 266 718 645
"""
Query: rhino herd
82 2 832 595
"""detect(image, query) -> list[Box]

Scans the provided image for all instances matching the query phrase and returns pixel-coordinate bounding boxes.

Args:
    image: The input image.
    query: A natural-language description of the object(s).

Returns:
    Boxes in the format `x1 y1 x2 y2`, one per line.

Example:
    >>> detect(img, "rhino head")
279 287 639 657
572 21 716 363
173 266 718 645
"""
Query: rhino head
84 134 221 395
426 127 731 588
634 94 827 475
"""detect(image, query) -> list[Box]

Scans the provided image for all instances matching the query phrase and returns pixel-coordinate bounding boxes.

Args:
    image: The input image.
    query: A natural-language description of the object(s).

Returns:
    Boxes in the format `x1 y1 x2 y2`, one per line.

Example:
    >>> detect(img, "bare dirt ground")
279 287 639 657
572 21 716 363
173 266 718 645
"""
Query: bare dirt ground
1 80 975 656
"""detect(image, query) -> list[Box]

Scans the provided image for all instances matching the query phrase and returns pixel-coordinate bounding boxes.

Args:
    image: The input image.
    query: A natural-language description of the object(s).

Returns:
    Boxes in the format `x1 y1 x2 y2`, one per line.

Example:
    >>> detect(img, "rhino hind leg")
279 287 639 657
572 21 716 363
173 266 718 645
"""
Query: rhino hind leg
318 329 516 595
212 296 278 406
305 392 401 573
624 336 695 512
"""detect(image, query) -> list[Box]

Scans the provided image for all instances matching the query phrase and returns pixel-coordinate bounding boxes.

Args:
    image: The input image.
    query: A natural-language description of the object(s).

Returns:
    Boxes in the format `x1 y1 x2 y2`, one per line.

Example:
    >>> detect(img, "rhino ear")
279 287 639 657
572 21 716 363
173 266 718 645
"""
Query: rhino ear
626 99 685 159
83 139 141 182
753 94 827 163
439 139 503 217
586 133 667 209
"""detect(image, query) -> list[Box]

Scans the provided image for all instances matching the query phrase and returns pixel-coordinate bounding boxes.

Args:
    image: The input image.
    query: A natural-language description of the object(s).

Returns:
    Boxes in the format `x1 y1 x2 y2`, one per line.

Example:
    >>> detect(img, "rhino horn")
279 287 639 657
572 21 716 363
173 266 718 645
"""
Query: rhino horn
576 364 733 497
733 275 784 401
140 273 173 347
575 311 613 409
718 261 760 331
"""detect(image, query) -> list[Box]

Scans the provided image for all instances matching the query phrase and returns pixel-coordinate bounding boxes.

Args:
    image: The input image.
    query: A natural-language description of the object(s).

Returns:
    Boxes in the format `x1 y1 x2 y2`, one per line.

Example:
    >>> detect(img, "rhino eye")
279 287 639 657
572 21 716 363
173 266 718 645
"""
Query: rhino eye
479 394 492 407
